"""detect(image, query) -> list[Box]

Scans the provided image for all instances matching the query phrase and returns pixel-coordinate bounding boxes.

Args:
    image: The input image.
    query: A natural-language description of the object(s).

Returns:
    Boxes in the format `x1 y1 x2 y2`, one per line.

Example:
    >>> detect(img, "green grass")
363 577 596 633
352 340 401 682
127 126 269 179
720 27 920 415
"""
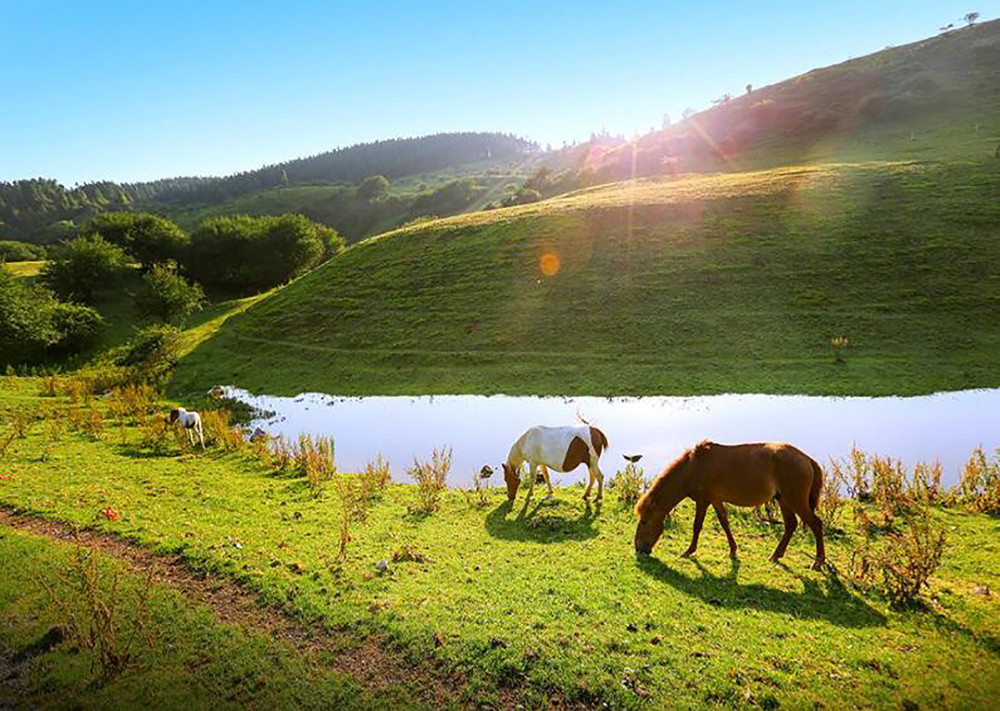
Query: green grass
2 380 998 708
171 160 1000 398
3 260 45 279
0 524 419 710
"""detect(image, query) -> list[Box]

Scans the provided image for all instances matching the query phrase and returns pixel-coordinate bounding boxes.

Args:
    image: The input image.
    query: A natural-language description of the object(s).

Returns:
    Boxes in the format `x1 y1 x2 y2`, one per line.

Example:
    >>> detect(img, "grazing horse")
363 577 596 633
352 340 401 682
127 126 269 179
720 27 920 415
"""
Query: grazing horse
169 407 205 449
633 441 825 569
503 425 609 502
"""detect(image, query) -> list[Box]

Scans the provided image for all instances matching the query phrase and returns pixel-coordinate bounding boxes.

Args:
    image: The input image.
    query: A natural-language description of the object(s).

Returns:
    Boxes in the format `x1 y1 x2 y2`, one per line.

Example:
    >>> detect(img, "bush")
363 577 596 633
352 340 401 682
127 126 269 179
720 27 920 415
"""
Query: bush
41 234 131 302
0 240 46 262
81 212 188 268
294 434 336 494
407 447 452 514
411 180 485 217
185 213 340 292
0 268 104 364
357 174 390 200
848 507 946 608
115 324 182 385
957 447 1000 514
611 462 647 505
136 261 206 325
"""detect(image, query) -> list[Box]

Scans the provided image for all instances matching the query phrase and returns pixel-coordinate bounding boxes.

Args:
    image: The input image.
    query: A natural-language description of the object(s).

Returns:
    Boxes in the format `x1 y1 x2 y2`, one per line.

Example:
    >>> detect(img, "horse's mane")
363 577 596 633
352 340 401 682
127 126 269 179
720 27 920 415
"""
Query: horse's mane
634 441 711 517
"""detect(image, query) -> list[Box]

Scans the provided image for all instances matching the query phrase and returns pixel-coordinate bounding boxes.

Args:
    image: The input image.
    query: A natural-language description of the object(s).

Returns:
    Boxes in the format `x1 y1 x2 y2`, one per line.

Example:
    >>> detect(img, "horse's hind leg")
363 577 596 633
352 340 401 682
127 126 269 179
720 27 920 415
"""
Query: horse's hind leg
680 501 708 558
769 499 798 563
540 465 554 499
778 486 826 570
593 465 604 502
713 502 738 559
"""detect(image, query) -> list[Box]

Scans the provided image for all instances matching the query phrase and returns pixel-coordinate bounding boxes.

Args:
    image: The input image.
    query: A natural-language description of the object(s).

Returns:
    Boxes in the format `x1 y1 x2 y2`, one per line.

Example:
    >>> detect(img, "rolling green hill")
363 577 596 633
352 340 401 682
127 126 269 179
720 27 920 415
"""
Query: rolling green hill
173 158 1000 397
166 21 1000 397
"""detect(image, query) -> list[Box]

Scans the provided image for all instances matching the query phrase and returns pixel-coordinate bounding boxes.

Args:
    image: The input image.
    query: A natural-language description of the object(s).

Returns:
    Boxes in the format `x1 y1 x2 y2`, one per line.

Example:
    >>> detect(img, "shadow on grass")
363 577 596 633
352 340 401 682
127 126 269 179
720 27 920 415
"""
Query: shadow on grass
484 498 601 542
635 554 887 628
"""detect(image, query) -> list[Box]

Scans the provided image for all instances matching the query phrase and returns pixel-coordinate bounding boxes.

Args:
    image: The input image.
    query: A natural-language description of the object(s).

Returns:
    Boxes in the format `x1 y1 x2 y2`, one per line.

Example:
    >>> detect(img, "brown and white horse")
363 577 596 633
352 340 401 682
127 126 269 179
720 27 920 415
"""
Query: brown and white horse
503 425 609 502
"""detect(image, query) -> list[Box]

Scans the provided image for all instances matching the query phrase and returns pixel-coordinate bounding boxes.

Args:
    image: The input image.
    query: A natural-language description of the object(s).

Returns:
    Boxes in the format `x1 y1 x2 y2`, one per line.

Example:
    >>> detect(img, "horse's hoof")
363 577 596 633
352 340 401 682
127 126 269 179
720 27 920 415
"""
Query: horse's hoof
679 550 695 559
729 552 739 560
811 560 825 571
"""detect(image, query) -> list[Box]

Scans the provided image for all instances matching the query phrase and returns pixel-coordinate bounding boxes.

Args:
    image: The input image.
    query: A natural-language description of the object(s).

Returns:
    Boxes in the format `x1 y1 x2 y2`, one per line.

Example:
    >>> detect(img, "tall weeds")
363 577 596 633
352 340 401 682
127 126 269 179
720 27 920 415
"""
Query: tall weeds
408 447 452 514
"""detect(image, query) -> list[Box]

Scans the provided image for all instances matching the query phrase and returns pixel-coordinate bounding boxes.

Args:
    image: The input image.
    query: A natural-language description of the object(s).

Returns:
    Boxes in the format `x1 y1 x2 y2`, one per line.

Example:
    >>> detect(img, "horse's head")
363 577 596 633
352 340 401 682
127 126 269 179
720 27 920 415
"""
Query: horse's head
633 449 693 554
168 408 180 423
633 509 666 555
502 462 520 501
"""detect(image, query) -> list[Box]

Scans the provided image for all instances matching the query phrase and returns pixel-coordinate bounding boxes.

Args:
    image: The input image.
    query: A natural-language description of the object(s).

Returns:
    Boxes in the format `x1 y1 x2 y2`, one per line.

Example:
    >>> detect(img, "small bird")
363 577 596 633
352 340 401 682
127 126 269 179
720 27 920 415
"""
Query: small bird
479 465 494 479
623 454 643 463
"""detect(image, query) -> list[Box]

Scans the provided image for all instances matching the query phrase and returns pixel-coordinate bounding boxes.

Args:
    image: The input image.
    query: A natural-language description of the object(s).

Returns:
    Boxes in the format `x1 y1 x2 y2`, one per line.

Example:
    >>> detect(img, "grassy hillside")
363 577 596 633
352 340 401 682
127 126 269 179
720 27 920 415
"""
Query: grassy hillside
1 379 998 708
584 20 1000 181
172 159 1000 397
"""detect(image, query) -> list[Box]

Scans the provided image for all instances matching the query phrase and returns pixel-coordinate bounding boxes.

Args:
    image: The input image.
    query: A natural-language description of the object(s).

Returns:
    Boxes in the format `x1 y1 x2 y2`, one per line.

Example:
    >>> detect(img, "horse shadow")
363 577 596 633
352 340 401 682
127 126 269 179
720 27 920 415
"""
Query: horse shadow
635 554 887 629
484 497 601 542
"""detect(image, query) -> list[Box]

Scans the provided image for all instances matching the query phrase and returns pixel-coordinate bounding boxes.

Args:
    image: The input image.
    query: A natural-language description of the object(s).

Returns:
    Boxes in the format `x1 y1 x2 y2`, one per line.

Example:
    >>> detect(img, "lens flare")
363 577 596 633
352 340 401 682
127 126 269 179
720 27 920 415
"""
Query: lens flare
539 252 561 276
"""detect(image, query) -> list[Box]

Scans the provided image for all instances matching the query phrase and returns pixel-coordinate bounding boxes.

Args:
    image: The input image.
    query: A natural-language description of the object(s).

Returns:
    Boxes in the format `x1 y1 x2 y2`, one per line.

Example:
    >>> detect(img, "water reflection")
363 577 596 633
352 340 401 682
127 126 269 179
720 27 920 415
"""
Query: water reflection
225 388 1000 488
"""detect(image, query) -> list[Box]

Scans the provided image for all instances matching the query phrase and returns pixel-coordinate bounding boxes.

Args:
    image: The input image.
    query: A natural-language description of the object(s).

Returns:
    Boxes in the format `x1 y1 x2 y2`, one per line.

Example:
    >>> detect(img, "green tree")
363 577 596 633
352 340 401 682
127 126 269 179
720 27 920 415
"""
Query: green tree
358 174 390 200
137 261 206 326
0 240 47 262
41 234 131 302
0 269 103 364
185 213 338 291
81 212 188 268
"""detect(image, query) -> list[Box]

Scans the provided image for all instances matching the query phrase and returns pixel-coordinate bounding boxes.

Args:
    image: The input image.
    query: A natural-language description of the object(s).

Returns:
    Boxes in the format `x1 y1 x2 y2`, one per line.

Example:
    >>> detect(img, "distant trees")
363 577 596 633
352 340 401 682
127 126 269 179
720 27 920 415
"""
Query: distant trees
80 212 188 268
358 174 390 200
185 213 342 291
964 12 980 25
0 268 103 364
41 234 131 303
137 261 206 326
410 180 485 217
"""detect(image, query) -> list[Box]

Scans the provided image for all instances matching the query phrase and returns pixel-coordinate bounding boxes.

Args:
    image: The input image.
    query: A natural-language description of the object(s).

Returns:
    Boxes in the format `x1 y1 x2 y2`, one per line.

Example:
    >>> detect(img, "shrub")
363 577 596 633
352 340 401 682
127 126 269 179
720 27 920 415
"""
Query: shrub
136 261 205 326
956 447 1000 514
612 462 647 505
407 447 452 514
200 408 244 451
411 180 485 217
185 214 337 291
81 212 188 268
41 234 131 303
294 434 336 493
0 240 46 262
360 454 391 504
817 474 846 530
911 461 944 506
38 543 154 680
115 324 182 385
138 414 172 453
333 476 358 563
357 174 390 200
0 268 104 364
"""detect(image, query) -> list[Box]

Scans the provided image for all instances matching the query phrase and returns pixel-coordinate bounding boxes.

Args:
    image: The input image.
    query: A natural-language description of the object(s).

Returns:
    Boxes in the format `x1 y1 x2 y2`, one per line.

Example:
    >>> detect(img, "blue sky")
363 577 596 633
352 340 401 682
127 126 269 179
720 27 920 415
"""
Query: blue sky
2 1 995 185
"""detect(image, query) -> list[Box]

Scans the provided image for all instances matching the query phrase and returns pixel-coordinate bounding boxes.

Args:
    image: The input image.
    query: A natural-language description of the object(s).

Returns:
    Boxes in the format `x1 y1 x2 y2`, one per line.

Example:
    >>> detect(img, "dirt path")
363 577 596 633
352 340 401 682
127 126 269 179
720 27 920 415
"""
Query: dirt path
0 507 500 709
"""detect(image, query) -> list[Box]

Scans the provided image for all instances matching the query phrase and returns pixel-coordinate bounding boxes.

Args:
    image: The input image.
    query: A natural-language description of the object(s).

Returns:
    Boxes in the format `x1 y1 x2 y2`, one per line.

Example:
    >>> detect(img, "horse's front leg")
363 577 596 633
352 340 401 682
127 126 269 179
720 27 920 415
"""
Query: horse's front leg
526 463 538 499
582 468 594 500
680 501 708 558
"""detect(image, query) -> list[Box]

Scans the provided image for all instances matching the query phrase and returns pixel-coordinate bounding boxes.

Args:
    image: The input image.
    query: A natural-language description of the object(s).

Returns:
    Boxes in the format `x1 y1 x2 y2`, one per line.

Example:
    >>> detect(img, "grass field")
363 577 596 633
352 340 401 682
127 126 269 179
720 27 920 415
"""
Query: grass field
2 260 44 279
1 379 998 708
0 524 418 710
171 160 1000 398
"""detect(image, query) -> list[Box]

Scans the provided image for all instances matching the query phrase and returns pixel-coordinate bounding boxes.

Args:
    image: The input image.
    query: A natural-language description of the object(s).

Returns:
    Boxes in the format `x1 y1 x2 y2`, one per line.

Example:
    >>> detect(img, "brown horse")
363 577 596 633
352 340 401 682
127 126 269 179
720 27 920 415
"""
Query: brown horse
634 441 826 569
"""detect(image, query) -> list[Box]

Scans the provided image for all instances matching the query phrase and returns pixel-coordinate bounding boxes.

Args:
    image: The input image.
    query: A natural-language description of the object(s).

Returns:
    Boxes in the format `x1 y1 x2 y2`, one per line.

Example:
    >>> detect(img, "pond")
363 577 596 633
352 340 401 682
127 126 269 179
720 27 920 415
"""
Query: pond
224 388 1000 489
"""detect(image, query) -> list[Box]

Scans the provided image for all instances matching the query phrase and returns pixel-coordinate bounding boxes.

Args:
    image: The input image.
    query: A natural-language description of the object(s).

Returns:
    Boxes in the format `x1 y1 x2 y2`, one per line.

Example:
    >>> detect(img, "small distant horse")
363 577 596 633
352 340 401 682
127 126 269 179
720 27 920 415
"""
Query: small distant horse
169 407 205 449
634 441 825 569
502 425 609 502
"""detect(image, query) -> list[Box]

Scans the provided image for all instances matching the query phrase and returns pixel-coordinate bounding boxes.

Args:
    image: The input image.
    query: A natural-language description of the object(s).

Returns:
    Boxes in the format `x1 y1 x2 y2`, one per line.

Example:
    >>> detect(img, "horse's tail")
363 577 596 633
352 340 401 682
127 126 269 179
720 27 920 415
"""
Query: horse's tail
808 458 824 513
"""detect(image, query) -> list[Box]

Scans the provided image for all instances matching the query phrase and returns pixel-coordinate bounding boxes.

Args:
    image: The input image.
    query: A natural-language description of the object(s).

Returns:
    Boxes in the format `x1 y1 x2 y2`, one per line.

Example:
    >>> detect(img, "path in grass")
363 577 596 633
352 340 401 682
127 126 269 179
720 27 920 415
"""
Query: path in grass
0 521 447 710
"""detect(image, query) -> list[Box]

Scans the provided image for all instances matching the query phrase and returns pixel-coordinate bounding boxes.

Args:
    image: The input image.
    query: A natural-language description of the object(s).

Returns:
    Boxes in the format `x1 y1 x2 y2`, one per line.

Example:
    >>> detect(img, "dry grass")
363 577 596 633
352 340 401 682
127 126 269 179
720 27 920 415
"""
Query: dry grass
957 446 1000 514
294 434 336 494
